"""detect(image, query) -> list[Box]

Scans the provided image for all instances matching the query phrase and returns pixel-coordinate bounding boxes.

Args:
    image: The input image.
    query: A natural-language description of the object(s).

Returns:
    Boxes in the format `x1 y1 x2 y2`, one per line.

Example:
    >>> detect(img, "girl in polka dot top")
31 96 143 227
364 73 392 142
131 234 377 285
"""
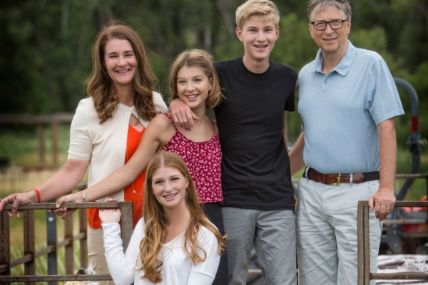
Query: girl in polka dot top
57 49 228 284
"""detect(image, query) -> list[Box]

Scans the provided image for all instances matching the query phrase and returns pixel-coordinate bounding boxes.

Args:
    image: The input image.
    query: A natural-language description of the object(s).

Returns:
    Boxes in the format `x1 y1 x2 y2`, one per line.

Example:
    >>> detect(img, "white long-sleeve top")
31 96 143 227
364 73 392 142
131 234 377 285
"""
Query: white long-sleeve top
102 219 220 285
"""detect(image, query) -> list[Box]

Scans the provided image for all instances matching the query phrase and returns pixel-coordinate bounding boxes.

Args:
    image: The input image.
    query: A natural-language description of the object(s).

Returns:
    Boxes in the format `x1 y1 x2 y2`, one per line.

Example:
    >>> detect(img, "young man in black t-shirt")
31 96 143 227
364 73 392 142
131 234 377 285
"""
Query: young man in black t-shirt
171 1 297 284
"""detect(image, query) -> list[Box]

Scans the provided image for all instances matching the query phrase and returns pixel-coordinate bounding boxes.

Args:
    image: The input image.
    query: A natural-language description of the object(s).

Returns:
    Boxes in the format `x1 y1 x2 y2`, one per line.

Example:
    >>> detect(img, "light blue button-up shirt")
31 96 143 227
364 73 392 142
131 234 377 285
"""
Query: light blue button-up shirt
298 41 404 173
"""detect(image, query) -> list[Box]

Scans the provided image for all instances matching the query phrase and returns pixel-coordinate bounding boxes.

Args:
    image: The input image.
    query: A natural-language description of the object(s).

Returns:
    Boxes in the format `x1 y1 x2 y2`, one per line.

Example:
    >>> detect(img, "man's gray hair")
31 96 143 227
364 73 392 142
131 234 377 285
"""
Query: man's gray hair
308 0 352 20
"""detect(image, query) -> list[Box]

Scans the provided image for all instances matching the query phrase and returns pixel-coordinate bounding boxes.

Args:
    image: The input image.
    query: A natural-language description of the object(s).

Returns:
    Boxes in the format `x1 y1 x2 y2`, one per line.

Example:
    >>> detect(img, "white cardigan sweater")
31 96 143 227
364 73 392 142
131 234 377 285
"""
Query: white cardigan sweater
67 93 167 201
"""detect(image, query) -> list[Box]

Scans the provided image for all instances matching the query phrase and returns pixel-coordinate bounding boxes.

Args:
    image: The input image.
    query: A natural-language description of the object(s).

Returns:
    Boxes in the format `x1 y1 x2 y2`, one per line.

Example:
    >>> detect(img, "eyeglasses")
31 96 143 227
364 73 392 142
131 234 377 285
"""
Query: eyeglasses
310 19 349 31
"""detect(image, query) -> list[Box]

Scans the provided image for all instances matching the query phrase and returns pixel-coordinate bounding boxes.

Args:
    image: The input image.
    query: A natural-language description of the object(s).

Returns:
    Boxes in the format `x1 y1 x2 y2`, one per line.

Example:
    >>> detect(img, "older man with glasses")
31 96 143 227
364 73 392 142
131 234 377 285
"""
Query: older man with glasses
289 0 404 284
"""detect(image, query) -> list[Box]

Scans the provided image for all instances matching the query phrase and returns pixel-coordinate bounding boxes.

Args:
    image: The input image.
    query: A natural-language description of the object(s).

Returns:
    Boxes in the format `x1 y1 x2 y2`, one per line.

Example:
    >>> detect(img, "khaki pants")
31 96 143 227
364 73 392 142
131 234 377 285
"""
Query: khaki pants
296 179 382 285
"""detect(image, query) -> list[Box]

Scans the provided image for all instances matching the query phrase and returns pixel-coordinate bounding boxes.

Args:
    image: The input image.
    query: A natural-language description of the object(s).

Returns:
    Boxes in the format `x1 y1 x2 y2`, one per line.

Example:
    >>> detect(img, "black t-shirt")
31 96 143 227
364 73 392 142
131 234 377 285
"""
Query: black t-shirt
214 58 297 210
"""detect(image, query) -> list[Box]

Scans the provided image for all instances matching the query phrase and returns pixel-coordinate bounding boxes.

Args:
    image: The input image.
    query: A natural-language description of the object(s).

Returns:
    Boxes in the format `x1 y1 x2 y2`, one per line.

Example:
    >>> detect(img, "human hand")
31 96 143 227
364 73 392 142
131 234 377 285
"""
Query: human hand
368 187 396 220
54 191 83 218
0 191 36 217
169 99 198 130
99 197 121 224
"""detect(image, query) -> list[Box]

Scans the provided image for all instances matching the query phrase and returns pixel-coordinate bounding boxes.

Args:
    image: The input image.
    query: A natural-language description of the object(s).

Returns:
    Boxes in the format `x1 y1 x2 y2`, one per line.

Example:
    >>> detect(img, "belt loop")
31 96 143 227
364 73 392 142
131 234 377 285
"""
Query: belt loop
350 173 353 184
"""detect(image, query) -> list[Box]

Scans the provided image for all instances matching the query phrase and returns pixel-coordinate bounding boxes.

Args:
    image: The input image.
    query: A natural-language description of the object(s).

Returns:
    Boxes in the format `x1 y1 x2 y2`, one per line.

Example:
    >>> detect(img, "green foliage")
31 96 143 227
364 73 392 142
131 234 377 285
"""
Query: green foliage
409 62 428 140
273 13 318 71
0 0 427 146
0 125 69 168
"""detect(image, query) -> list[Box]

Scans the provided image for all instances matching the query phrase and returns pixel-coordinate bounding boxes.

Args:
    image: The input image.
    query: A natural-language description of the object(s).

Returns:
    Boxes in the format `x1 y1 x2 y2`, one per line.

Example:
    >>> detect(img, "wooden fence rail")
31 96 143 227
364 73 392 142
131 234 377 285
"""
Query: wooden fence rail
358 200 428 285
0 113 74 169
0 201 133 284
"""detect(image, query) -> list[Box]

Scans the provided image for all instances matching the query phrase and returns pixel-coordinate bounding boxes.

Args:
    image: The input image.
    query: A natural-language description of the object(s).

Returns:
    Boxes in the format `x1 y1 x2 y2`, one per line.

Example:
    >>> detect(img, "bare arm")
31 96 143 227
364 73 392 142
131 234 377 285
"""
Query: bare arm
56 115 172 206
282 112 289 150
169 98 198 130
289 132 305 175
368 118 397 220
0 159 88 215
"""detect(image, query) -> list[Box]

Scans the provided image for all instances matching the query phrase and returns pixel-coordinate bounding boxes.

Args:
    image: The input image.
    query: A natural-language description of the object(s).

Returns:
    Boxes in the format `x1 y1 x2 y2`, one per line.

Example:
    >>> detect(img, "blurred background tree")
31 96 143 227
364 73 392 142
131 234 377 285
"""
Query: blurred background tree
0 0 427 144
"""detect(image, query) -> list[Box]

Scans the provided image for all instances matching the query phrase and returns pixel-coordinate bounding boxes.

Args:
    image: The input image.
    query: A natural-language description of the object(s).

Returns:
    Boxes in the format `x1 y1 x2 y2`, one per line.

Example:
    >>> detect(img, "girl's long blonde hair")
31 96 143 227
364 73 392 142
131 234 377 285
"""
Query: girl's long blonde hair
138 151 224 283
87 21 158 123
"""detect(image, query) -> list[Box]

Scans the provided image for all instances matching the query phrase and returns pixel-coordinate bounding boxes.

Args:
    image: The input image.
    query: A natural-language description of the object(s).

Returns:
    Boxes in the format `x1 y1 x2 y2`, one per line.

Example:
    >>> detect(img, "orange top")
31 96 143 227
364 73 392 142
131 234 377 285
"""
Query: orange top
87 124 146 228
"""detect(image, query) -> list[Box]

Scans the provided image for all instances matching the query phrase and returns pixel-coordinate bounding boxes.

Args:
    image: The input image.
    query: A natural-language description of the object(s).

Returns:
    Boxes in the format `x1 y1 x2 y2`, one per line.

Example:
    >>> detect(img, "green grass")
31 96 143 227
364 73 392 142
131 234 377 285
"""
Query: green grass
0 125 69 169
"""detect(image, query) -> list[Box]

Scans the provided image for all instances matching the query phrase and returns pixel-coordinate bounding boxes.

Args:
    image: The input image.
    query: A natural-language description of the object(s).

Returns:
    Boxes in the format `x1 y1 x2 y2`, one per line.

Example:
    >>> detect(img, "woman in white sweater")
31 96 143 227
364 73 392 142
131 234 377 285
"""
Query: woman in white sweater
99 151 224 285
0 21 167 282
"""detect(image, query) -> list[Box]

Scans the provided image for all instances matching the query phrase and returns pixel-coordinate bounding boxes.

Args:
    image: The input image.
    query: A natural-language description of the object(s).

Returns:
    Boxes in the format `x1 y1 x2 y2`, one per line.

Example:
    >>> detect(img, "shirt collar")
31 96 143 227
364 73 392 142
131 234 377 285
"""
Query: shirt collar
315 40 355 76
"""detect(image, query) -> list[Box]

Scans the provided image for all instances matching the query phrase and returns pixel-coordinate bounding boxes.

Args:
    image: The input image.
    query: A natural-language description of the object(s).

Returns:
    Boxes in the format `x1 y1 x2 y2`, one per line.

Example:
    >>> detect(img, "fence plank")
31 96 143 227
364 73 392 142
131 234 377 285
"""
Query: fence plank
357 201 365 285
0 113 74 125
37 125 46 168
0 113 74 170
0 274 112 282
51 121 59 167
1 201 132 283
363 202 370 284
23 210 36 285
46 209 57 285
79 208 88 269
358 200 428 284
372 272 428 280
0 212 10 275
64 215 74 274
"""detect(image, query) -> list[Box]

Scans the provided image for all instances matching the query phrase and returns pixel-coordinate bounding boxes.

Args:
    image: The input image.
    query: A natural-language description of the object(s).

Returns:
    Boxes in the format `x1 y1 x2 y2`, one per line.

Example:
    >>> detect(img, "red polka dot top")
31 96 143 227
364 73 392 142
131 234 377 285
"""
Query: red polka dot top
163 113 223 204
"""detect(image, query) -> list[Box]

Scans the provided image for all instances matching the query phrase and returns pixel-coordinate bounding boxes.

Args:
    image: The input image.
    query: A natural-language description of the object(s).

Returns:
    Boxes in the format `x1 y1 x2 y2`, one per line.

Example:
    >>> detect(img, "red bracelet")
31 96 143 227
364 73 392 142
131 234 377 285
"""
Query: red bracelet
33 188 41 203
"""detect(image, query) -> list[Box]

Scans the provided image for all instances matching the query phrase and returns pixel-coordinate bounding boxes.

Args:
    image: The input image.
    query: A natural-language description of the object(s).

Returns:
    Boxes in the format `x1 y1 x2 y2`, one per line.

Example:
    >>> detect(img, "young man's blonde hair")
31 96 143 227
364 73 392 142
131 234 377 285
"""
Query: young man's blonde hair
235 0 280 28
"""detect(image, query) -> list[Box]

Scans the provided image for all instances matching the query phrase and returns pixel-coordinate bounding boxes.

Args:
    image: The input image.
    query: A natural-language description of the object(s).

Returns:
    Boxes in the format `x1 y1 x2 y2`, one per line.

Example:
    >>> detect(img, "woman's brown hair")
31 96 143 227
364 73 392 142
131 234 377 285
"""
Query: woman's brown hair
87 21 158 123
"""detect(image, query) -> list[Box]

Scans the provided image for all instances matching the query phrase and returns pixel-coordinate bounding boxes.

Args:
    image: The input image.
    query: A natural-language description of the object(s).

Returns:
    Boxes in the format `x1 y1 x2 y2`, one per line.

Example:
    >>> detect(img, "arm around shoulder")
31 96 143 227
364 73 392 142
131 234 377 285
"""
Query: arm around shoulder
153 91 168 113
169 98 198 129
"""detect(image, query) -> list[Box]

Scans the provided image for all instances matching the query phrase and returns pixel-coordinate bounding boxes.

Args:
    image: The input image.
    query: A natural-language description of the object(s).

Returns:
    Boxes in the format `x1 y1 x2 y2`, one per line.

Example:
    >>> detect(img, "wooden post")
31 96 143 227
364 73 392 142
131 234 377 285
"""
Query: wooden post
363 202 370 284
357 201 371 285
0 212 10 276
37 124 46 169
51 121 59 168
46 210 57 285
64 215 74 274
23 210 36 285
357 201 365 285
79 208 88 269
0 201 135 284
